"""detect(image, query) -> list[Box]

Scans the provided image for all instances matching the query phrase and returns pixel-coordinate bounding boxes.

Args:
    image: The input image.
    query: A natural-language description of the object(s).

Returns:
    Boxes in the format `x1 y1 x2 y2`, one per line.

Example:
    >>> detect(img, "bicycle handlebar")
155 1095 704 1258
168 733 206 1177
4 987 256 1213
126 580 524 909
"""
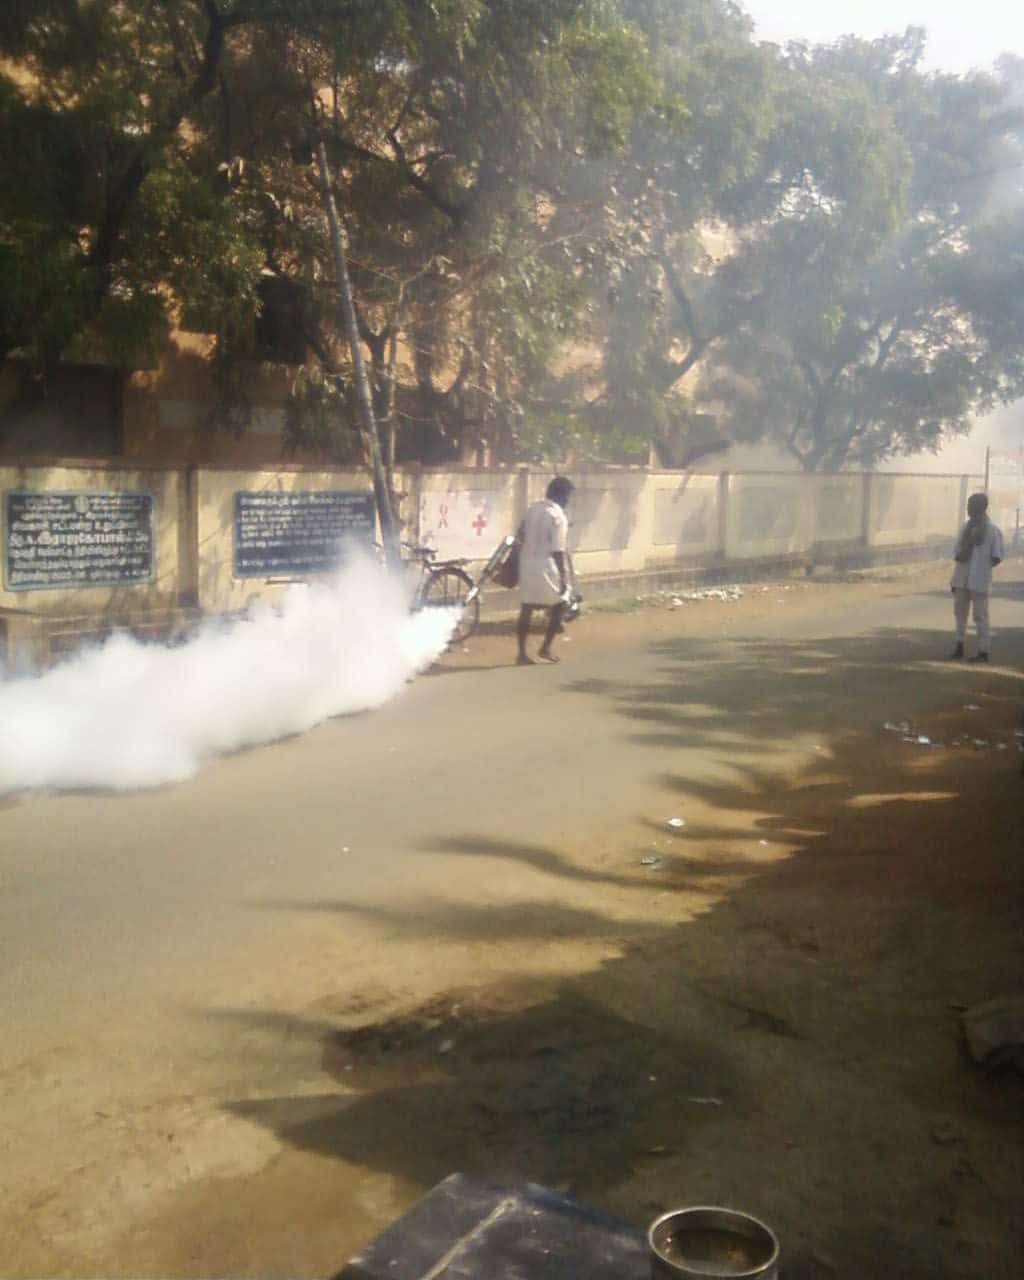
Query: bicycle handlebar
402 541 437 560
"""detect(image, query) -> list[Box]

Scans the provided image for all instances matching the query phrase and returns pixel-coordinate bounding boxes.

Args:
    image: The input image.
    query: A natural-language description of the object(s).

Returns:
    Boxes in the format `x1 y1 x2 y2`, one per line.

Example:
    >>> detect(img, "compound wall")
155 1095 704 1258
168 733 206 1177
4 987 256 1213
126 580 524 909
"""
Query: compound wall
0 460 188 617
1 463 983 645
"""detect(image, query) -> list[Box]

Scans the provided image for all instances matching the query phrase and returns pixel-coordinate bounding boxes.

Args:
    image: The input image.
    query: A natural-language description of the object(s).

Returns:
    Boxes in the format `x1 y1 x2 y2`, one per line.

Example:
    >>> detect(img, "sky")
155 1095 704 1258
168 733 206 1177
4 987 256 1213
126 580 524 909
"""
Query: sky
740 1 1023 74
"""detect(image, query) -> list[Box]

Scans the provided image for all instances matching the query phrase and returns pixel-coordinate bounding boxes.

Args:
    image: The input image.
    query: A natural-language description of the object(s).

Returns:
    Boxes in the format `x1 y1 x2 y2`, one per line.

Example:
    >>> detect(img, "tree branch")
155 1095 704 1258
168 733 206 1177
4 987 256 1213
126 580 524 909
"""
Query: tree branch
660 255 771 390
386 123 464 226
786 439 815 470
322 125 465 228
658 256 717 388
664 338 711 388
816 319 902 469
661 255 703 348
795 313 902 472
88 0 234 275
822 416 873 471
796 356 823 393
872 319 902 371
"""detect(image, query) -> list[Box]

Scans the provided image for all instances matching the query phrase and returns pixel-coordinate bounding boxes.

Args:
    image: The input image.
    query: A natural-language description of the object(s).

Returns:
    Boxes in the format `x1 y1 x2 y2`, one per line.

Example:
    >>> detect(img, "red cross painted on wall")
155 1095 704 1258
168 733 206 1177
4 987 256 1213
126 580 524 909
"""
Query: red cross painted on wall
472 512 488 536
438 502 449 529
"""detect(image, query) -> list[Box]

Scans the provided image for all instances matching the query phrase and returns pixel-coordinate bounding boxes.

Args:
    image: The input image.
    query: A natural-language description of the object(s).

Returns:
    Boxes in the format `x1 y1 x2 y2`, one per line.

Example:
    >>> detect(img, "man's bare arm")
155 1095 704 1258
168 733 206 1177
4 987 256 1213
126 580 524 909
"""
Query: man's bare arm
552 551 568 593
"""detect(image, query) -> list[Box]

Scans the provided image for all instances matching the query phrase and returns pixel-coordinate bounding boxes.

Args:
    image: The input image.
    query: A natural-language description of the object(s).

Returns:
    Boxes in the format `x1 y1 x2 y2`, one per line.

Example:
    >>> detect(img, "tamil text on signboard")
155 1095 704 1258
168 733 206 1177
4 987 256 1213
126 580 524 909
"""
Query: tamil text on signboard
233 490 375 578
3 491 154 592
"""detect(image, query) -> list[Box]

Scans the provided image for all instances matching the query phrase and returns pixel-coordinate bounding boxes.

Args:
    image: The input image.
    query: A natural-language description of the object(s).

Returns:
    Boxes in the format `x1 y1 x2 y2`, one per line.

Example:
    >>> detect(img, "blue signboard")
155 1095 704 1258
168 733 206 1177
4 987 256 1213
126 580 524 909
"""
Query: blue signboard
3 490 155 591
233 490 375 578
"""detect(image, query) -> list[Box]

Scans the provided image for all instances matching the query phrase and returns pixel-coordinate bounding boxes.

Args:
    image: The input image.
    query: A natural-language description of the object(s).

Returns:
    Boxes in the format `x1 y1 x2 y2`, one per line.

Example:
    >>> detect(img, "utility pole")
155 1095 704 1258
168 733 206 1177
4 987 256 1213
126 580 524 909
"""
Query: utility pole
314 134 400 569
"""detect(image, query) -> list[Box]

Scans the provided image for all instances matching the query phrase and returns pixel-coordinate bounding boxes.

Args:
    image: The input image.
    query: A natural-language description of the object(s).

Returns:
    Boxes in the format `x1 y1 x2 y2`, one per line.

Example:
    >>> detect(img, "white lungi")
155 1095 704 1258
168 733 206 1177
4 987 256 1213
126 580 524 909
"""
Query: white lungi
953 589 991 648
519 498 568 606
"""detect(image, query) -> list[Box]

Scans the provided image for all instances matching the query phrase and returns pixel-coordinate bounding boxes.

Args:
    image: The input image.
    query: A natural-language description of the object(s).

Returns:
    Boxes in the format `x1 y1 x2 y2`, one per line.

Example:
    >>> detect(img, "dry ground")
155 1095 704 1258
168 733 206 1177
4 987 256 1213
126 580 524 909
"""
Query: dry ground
1 565 1021 1278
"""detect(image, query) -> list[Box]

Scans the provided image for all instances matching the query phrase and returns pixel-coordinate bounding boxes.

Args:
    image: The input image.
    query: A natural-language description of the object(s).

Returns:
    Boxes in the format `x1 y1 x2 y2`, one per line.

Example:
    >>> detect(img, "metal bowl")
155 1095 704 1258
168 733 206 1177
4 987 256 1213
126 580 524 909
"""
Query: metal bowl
648 1207 780 1279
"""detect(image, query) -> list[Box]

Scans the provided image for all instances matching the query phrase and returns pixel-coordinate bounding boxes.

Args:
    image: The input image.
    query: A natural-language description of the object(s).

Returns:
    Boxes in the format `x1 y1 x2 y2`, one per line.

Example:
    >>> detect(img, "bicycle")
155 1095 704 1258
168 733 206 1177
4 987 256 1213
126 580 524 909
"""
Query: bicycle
405 535 516 644
270 536 513 645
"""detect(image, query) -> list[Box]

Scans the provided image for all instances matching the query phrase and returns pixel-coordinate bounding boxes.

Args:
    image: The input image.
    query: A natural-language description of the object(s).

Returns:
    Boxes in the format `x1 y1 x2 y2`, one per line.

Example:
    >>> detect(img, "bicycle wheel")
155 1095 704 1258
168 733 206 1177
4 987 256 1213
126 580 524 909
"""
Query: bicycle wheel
418 566 480 643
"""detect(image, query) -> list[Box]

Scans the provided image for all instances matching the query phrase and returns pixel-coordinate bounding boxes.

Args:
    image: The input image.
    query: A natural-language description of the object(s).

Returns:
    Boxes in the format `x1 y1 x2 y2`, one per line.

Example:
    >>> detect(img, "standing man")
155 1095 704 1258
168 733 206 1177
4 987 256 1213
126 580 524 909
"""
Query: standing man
950 491 1003 662
517 476 574 665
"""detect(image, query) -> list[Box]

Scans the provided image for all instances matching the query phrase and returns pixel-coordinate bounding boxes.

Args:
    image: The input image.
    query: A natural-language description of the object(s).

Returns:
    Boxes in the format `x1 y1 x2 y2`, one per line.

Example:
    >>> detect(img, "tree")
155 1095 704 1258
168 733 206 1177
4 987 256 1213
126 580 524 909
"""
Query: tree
521 0 778 462
0 0 659 476
10 3 1014 479
0 1 270 373
525 0 903 465
299 0 658 463
696 36 1024 470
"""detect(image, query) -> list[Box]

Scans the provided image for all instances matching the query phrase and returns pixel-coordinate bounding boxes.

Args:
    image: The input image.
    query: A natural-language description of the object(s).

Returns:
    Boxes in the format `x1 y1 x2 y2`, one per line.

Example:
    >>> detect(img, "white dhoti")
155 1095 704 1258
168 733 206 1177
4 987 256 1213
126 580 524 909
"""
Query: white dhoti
953 589 991 649
519 553 563 606
518 498 569 607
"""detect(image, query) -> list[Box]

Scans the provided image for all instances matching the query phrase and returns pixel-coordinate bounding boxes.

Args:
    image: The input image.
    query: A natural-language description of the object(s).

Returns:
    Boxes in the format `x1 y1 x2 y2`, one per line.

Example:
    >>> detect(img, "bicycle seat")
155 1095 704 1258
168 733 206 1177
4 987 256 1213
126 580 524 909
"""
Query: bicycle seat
405 543 437 559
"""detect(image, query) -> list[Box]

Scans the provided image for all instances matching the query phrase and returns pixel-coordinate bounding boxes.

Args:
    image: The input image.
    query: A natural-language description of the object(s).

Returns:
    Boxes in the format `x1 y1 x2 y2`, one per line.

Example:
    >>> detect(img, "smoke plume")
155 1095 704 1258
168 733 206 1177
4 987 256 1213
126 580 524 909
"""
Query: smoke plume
0 554 455 796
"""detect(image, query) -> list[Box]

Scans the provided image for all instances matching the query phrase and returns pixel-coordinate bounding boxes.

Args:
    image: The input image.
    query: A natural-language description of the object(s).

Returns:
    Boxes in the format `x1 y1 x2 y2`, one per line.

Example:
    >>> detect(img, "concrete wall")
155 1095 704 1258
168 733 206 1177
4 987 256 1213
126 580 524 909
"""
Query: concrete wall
0 460 187 617
724 472 810 561
413 469 519 562
448 466 980 572
649 473 721 564
987 450 1022 545
813 473 866 546
3 463 988 664
869 474 964 547
525 469 652 575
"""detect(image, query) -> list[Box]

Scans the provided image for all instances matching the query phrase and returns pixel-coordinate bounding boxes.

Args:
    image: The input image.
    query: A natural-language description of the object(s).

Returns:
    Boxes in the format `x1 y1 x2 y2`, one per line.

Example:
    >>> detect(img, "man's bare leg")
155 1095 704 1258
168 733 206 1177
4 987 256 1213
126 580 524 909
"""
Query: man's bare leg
538 603 566 662
517 606 535 664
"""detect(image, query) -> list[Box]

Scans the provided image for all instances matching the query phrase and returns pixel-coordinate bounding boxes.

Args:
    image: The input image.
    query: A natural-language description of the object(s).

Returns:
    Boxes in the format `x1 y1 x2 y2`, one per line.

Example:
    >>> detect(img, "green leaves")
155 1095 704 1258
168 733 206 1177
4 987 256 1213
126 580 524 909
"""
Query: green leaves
1 0 663 461
4 0 1019 469
628 14 1024 470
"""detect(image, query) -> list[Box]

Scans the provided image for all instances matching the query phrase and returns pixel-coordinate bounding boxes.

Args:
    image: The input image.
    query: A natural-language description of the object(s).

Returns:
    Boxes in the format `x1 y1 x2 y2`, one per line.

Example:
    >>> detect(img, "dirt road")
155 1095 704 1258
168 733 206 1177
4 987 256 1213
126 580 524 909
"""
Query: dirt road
1 565 1022 1278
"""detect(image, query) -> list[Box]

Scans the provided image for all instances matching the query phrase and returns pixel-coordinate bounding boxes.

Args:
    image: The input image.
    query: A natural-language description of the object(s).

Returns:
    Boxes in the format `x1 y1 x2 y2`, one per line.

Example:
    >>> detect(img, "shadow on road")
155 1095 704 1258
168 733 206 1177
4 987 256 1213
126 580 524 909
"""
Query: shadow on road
210 620 1024 1279
227 991 739 1199
566 625 1021 756
247 895 669 943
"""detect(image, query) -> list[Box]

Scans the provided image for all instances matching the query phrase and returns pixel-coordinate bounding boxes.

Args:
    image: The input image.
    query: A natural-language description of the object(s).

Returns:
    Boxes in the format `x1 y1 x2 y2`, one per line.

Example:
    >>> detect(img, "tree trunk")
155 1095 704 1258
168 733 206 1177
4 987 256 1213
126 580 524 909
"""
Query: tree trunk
383 303 403 512
315 136 400 569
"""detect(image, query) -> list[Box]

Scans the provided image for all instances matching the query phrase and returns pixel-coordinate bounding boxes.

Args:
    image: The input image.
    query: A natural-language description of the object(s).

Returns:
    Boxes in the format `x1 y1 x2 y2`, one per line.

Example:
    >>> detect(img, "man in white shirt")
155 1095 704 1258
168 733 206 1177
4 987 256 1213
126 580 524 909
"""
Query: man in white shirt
517 476 573 665
950 492 1004 662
